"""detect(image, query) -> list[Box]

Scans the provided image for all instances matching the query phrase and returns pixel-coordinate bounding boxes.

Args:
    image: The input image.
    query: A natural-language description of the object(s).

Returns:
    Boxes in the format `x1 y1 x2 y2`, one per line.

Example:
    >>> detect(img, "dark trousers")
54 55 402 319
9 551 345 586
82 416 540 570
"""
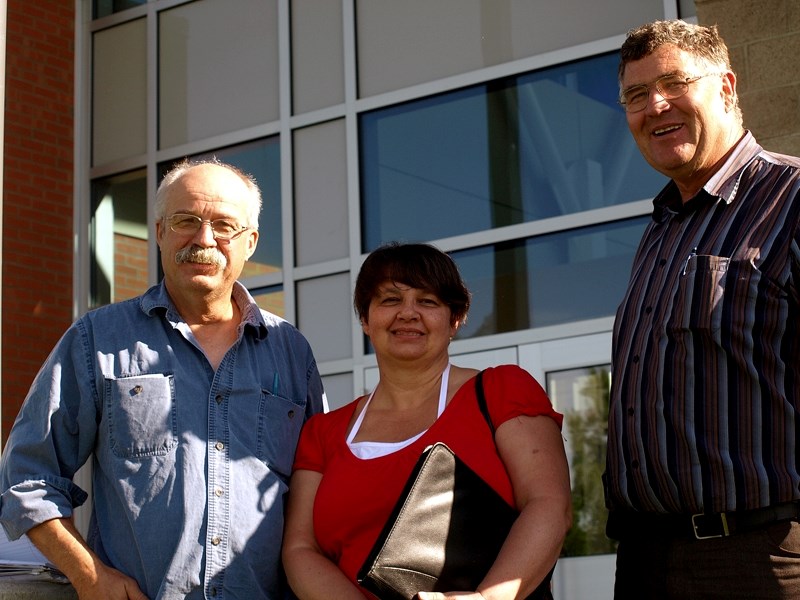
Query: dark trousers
613 519 800 599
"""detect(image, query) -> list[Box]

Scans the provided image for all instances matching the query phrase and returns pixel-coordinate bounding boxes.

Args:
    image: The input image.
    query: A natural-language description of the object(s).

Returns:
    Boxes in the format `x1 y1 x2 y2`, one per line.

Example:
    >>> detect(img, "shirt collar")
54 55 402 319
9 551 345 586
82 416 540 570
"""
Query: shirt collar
652 130 761 222
140 280 269 340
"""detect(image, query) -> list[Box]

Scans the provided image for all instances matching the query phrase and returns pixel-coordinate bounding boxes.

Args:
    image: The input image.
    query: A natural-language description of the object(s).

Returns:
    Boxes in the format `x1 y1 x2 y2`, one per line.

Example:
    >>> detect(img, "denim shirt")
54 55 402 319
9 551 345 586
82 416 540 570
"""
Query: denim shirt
0 281 326 599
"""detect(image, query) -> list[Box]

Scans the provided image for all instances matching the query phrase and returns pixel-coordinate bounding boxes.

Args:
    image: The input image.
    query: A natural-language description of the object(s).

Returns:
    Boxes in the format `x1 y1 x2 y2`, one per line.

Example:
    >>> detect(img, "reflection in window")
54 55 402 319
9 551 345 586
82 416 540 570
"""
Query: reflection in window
251 285 284 318
158 137 282 279
93 0 146 20
546 365 616 557
90 170 148 308
453 217 649 338
360 52 666 251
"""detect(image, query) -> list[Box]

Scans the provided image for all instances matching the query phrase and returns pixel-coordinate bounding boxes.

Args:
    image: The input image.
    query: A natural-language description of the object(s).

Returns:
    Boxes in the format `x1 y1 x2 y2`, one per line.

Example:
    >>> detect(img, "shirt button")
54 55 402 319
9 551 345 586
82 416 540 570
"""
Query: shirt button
287 409 295 419
211 536 221 546
215 394 223 404
645 306 652 314
659 258 667 266
632 355 640 363
215 487 224 497
215 441 224 451
210 587 218 597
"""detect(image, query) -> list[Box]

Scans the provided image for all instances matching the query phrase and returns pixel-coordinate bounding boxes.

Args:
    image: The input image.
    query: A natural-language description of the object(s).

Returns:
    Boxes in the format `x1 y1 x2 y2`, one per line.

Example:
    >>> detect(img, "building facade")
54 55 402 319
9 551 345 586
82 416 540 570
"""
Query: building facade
2 1 799 598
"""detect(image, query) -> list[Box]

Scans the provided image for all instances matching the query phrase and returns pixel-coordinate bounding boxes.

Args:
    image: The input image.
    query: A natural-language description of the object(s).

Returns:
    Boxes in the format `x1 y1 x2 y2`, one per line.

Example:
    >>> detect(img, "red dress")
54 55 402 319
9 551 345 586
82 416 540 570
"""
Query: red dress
292 365 563 592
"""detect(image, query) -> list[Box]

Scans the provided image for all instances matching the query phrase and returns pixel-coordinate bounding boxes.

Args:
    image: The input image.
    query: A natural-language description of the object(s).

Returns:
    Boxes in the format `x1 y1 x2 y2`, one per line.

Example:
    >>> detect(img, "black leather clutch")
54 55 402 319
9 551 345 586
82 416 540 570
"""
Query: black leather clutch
356 441 518 600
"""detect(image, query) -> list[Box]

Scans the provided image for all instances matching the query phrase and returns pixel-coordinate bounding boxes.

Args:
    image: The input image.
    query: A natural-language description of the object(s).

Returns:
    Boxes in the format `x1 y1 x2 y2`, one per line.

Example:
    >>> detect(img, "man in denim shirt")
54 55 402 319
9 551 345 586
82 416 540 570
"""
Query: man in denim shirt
0 160 326 599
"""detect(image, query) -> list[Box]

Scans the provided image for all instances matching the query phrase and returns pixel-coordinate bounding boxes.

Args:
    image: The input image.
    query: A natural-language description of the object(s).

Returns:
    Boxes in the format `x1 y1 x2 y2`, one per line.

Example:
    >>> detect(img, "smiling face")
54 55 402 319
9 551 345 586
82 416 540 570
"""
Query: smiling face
362 281 458 365
622 44 742 199
156 164 259 300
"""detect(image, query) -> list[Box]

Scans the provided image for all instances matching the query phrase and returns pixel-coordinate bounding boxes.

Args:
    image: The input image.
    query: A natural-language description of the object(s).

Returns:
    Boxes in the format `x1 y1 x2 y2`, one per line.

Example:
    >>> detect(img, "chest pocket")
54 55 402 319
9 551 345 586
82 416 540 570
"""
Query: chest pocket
257 390 305 480
105 374 177 458
668 256 764 336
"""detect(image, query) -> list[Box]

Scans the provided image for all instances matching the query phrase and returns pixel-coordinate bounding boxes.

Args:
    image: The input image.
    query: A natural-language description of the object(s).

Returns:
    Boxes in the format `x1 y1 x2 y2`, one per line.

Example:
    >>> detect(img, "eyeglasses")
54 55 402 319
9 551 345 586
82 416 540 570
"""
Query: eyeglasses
619 73 720 113
166 213 250 240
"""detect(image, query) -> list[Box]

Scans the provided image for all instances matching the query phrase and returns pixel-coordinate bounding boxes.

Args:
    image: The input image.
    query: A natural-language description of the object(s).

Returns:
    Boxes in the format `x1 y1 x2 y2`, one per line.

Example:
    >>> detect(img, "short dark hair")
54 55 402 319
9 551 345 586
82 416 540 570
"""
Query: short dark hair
354 242 471 325
618 20 732 83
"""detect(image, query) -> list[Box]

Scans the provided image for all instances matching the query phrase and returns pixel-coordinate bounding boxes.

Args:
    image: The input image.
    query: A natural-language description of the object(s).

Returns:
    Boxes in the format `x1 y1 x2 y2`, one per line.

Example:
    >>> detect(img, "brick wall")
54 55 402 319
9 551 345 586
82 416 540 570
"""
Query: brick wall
696 0 800 156
2 1 75 443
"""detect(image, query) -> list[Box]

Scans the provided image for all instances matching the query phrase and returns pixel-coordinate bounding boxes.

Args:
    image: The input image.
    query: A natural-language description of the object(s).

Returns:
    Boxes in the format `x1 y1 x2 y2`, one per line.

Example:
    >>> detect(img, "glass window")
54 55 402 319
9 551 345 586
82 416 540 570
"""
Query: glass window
92 18 147 166
453 217 649 338
294 120 349 266
291 0 345 114
159 137 282 278
360 52 666 252
158 0 279 149
297 273 353 362
251 285 285 318
90 169 148 308
322 372 354 411
356 0 665 97
546 365 616 558
94 0 146 20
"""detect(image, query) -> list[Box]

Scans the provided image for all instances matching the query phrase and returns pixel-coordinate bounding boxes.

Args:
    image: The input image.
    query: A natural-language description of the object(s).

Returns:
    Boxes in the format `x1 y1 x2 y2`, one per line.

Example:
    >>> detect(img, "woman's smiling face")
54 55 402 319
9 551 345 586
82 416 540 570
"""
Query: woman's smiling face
362 282 458 363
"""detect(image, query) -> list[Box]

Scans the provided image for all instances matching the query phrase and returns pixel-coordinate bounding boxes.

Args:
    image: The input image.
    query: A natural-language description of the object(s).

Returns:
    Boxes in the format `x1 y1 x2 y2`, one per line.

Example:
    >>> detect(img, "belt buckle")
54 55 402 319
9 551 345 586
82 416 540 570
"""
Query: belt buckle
692 512 730 539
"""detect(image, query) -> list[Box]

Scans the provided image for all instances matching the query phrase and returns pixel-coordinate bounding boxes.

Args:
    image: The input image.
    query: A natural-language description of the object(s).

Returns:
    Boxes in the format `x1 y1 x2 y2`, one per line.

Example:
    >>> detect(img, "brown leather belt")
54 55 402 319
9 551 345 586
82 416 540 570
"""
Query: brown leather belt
607 501 800 541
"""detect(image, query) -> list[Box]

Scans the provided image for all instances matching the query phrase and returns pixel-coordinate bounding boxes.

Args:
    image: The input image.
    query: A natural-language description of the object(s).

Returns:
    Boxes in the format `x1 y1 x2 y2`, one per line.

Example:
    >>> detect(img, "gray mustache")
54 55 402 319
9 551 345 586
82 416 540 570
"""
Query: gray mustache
174 245 227 269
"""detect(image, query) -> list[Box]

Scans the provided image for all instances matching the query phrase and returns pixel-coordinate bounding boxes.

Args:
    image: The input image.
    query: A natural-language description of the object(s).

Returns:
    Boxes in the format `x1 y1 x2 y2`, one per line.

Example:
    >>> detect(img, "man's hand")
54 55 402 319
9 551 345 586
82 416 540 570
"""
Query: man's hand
71 562 149 600
26 518 149 600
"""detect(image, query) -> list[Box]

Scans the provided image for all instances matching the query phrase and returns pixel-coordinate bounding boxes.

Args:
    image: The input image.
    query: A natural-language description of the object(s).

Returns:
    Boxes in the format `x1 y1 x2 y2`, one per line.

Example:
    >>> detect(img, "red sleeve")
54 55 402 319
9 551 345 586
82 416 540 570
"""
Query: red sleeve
293 401 359 473
480 364 563 429
292 412 326 472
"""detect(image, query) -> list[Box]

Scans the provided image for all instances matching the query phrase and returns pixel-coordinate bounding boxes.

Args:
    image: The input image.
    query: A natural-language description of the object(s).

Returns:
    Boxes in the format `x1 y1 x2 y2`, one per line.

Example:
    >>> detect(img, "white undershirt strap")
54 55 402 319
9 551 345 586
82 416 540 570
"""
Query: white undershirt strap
347 363 451 459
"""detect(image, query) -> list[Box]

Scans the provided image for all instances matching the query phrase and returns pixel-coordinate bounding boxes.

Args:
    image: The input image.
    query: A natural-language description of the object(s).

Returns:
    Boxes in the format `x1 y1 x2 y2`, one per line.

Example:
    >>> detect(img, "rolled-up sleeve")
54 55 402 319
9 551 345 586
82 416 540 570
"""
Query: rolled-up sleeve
0 321 99 539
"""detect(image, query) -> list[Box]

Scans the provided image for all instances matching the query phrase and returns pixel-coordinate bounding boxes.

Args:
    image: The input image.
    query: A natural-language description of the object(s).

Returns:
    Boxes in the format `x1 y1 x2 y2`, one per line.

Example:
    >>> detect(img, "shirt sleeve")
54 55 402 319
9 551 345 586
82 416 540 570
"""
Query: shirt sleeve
0 320 97 540
481 364 563 430
293 412 328 473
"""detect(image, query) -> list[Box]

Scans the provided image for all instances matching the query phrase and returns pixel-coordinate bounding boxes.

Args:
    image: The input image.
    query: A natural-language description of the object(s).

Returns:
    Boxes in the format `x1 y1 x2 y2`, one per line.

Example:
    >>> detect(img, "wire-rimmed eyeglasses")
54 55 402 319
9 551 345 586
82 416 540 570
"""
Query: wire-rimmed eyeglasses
166 213 250 240
619 73 721 113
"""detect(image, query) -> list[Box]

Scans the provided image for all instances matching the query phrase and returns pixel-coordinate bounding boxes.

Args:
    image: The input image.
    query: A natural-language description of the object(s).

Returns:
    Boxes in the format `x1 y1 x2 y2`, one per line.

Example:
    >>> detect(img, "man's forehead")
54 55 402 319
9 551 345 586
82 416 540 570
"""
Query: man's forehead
621 45 699 85
168 165 248 203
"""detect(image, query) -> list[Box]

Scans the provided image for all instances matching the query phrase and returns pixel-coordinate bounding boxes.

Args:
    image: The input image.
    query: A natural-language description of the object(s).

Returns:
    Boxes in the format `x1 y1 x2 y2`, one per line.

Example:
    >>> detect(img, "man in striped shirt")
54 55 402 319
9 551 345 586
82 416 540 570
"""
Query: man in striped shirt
605 19 800 599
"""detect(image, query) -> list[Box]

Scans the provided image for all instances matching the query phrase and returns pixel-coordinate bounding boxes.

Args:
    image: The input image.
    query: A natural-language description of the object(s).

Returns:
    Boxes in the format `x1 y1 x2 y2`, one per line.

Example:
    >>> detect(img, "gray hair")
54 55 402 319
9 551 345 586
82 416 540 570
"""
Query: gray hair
619 20 742 124
155 158 262 230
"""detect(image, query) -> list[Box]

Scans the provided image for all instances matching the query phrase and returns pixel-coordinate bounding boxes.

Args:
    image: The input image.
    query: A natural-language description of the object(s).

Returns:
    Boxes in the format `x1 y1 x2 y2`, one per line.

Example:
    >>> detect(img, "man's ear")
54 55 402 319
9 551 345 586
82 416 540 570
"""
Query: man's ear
245 230 259 260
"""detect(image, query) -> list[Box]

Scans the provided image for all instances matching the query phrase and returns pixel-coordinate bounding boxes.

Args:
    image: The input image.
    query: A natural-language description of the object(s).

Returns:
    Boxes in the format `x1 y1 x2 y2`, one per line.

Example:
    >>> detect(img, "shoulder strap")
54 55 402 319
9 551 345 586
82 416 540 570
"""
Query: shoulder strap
475 370 495 436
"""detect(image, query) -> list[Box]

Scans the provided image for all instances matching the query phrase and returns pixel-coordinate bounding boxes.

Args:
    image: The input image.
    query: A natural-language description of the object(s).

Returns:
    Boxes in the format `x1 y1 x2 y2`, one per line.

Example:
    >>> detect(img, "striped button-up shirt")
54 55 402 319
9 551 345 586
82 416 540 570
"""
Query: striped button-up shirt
606 132 800 514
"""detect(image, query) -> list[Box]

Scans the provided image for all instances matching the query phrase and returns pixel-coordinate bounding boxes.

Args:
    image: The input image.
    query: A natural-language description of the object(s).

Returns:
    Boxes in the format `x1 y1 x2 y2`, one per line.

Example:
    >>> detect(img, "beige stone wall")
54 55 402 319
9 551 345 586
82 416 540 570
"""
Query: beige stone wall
694 0 800 156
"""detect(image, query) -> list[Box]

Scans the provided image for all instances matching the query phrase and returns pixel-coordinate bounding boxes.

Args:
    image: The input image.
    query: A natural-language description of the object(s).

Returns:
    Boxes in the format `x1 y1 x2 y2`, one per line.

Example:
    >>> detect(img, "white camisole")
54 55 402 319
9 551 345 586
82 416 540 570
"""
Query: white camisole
347 363 451 460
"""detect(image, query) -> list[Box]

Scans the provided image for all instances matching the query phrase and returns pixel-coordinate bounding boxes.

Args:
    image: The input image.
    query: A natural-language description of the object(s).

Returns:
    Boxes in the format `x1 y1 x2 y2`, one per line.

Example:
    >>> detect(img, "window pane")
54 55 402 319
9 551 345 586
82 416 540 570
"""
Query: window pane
453 217 649 338
360 53 666 252
93 19 146 166
159 137 282 277
546 365 616 557
294 120 349 266
356 0 665 98
251 285 285 318
291 0 345 114
297 274 352 362
91 170 148 308
93 0 147 20
158 0 279 148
